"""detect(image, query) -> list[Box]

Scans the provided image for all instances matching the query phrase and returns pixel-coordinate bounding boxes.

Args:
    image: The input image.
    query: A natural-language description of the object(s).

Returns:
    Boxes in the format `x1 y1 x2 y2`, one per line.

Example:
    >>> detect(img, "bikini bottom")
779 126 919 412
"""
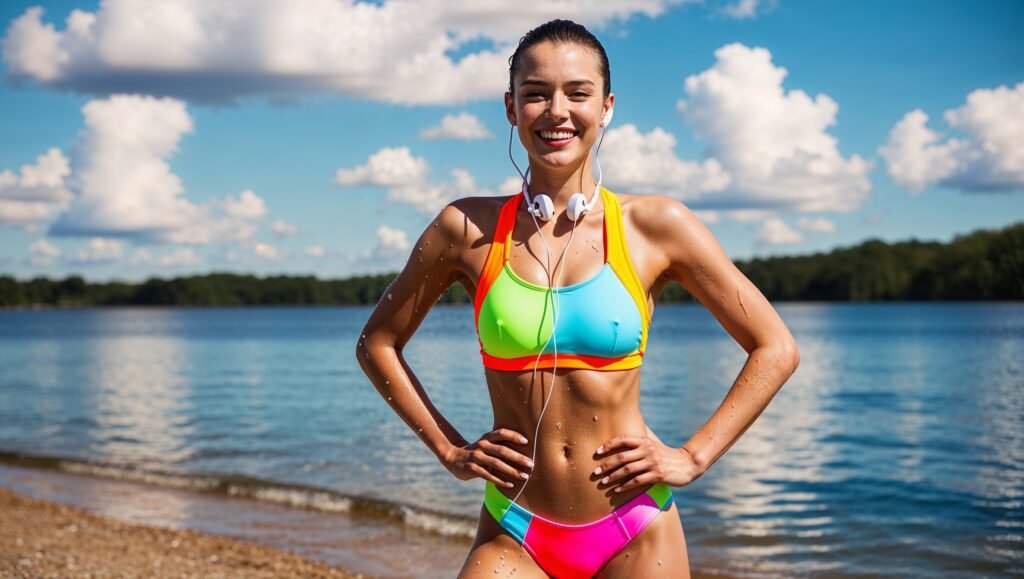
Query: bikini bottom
483 481 674 578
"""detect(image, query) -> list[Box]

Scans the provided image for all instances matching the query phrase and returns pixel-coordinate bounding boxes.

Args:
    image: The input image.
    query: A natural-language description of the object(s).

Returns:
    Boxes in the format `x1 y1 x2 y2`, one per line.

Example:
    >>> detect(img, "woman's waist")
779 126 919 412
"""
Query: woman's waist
492 425 651 522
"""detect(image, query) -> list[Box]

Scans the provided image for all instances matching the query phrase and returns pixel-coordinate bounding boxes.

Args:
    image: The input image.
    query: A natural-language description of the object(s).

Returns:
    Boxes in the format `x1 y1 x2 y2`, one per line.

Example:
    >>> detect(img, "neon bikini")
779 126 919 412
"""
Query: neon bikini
484 480 674 578
474 187 651 371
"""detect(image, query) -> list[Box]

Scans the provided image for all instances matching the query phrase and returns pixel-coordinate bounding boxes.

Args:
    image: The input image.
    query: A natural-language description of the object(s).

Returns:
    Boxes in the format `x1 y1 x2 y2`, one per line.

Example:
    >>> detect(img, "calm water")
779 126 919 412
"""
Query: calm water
0 303 1021 577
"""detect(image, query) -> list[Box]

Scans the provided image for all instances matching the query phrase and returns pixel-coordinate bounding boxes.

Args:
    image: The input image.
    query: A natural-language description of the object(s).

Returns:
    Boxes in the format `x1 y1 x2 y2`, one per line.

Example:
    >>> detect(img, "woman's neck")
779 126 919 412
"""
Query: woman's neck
527 159 598 208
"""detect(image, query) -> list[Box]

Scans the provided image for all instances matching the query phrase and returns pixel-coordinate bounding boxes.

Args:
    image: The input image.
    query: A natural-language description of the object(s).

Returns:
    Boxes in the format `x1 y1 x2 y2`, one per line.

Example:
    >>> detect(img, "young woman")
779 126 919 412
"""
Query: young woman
357 20 799 578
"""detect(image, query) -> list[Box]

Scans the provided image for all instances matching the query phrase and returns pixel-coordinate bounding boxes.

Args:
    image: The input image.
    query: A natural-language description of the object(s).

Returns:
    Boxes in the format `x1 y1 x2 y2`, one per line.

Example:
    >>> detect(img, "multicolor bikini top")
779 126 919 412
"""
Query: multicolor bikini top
474 187 651 372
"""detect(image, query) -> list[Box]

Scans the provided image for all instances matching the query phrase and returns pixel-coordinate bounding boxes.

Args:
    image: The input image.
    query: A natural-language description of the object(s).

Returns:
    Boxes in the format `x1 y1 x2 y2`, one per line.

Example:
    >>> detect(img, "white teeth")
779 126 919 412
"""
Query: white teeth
540 130 575 140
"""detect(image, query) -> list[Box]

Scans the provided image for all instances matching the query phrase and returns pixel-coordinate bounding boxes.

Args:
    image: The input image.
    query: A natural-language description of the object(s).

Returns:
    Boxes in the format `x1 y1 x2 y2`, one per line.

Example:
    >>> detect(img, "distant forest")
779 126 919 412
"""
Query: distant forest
1 222 1021 308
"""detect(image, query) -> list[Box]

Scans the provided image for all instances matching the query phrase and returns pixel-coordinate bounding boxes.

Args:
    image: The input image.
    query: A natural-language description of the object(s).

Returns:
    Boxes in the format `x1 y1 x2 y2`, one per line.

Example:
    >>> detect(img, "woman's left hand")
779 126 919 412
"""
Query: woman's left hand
592 434 704 493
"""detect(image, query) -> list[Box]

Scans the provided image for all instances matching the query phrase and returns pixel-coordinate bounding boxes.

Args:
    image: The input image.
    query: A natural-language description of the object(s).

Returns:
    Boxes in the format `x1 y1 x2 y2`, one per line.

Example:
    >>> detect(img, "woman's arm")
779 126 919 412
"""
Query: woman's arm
356 200 533 488
356 203 469 461
653 198 800 473
595 196 800 492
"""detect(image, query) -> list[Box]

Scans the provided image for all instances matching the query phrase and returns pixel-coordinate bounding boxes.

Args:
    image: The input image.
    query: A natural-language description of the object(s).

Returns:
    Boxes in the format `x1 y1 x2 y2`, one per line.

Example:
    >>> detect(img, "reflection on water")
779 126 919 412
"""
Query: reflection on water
84 314 195 468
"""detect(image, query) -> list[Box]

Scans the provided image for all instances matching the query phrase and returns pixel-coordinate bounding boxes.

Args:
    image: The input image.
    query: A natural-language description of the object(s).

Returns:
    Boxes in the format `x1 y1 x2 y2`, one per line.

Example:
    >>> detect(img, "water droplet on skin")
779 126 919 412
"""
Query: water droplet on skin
387 293 392 300
426 241 431 245
449 243 453 248
658 560 663 566
433 222 438 228
555 422 562 429
592 415 598 422
387 397 392 401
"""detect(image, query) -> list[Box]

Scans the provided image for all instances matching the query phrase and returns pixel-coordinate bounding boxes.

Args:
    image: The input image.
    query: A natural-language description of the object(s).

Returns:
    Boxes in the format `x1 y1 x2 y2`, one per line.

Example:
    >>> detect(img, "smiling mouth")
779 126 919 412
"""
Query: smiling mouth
537 129 578 142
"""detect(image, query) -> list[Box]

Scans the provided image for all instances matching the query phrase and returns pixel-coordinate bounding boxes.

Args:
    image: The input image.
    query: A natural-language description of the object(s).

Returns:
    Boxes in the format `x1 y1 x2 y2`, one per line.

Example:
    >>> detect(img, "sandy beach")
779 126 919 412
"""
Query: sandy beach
0 487 359 578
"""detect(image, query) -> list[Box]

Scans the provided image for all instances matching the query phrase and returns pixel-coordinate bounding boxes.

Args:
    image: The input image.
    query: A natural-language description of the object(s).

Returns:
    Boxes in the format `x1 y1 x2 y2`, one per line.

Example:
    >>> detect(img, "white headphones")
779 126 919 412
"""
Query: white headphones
516 106 613 223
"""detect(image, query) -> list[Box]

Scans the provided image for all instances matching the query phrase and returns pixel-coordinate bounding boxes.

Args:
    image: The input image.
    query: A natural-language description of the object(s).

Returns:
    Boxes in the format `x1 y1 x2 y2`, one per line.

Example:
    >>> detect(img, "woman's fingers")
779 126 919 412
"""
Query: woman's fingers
593 448 646 479
489 428 529 445
595 435 643 456
466 462 513 488
479 438 535 471
612 472 656 493
474 448 525 481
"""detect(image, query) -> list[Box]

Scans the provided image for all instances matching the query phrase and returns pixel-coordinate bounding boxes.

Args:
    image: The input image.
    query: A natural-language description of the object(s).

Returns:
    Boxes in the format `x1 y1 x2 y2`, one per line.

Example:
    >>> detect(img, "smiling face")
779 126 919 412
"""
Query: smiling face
506 41 614 176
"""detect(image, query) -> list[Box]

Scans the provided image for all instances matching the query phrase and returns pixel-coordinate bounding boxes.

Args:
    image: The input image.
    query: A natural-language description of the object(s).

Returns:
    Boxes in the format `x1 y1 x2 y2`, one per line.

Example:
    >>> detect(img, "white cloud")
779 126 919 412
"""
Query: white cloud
0 147 73 226
420 112 493 140
336 147 493 213
677 43 872 213
304 245 325 257
50 94 201 240
70 237 123 263
251 242 280 260
727 209 775 222
757 218 803 246
1 1 692 105
130 247 201 267
720 0 773 20
28 238 61 266
879 83 1024 194
499 175 524 196
45 94 275 249
602 124 731 200
797 216 836 233
270 220 298 236
349 224 413 273
223 189 267 220
336 147 429 188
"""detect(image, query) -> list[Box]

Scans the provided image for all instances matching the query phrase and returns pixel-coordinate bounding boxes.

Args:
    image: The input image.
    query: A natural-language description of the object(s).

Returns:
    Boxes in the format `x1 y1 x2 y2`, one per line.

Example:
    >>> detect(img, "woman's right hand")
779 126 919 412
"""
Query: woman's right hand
442 429 535 488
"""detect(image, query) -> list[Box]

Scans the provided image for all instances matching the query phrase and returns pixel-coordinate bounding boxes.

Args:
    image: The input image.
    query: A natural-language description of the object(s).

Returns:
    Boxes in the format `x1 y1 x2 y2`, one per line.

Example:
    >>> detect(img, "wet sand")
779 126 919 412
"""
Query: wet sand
0 486 358 578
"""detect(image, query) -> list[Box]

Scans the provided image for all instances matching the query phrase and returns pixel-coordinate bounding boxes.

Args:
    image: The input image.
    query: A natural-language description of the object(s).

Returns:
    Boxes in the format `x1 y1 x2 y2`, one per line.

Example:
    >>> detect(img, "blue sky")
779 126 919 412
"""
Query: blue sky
1 0 1021 281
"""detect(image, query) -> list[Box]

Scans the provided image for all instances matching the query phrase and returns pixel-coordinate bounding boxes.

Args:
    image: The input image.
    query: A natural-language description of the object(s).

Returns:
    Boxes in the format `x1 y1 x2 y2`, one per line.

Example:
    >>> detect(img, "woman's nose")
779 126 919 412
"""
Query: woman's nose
546 92 569 120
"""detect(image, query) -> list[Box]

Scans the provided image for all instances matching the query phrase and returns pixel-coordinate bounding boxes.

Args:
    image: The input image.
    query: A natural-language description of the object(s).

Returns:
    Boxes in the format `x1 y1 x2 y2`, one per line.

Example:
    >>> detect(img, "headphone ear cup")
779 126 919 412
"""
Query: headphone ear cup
566 193 589 222
533 194 555 221
602 107 614 127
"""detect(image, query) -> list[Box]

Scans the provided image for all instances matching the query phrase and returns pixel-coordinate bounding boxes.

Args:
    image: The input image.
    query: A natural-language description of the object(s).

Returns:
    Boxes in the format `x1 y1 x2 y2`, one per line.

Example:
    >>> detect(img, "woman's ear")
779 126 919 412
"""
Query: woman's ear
505 91 516 126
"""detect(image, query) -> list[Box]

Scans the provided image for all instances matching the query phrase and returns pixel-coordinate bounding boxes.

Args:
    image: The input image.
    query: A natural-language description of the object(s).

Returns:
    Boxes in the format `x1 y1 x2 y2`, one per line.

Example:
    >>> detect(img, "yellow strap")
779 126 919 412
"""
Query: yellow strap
601 187 650 352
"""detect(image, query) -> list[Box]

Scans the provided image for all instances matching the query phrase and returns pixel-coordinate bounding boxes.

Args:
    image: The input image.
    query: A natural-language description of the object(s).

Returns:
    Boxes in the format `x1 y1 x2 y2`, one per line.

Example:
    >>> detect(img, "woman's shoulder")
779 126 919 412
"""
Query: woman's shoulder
432 195 518 248
612 191 695 231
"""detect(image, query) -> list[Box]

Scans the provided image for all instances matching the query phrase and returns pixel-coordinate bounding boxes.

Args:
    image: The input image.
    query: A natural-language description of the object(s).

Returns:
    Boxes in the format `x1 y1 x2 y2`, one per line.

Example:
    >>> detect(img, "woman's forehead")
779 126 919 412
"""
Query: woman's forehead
516 41 603 82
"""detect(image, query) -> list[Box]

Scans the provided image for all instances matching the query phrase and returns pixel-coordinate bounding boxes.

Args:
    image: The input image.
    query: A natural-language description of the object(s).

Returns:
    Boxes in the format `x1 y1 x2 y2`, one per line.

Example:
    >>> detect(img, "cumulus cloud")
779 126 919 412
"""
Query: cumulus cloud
223 189 267 220
28 238 61 266
49 94 201 239
879 82 1024 194
251 242 280 260
2 1 691 105
69 237 123 264
0 147 73 226
130 247 201 267
336 147 493 213
727 209 775 222
349 224 412 273
720 0 773 19
46 94 273 248
676 43 872 212
602 124 731 200
420 112 493 140
270 220 298 237
797 216 836 233
305 245 326 258
757 218 803 246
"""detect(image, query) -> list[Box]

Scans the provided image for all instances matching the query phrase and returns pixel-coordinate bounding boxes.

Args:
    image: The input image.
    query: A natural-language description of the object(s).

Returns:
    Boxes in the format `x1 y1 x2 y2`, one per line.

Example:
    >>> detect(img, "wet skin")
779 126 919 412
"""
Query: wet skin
357 40 798 578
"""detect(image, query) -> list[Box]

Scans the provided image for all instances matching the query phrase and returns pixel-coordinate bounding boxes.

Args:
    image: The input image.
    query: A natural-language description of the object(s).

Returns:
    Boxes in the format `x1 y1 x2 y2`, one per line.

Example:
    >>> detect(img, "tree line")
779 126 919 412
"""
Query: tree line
1 221 1021 308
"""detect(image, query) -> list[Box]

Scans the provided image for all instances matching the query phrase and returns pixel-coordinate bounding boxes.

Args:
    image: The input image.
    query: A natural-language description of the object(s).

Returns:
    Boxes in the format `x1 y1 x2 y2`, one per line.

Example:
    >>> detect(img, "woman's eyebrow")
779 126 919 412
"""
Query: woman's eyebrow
519 79 597 88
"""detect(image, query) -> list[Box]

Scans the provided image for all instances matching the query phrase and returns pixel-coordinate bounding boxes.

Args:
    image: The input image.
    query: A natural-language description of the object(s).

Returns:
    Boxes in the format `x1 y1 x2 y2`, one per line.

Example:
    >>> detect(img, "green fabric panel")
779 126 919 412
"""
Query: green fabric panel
646 483 673 509
477 266 555 358
484 481 511 522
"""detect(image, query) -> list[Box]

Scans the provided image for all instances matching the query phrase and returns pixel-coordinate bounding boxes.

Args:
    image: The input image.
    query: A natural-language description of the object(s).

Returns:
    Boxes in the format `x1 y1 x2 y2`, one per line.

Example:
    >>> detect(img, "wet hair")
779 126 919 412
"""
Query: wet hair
507 19 611 98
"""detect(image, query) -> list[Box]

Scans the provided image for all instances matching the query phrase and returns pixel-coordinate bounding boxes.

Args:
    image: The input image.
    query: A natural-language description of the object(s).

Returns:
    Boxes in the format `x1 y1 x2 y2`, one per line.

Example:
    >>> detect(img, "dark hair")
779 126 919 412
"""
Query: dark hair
507 19 611 98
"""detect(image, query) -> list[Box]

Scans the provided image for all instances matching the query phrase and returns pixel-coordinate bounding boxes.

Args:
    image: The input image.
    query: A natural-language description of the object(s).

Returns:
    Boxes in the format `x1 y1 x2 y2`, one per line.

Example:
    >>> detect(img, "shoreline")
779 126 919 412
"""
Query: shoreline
0 486 359 578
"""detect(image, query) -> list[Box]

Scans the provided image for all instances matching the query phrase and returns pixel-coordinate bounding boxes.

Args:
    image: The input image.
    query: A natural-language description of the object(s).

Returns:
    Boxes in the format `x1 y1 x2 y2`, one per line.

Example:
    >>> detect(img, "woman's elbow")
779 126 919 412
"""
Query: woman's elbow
778 338 800 375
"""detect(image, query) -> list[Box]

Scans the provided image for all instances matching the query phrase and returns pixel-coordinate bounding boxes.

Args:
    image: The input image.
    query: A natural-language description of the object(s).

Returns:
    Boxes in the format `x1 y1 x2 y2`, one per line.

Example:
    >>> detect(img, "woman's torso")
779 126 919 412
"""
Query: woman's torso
453 190 669 522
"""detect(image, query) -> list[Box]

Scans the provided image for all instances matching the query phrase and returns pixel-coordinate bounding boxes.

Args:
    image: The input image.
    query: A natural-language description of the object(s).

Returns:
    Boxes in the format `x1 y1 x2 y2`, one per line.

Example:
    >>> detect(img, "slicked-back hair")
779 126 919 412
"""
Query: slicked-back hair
507 19 611 98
